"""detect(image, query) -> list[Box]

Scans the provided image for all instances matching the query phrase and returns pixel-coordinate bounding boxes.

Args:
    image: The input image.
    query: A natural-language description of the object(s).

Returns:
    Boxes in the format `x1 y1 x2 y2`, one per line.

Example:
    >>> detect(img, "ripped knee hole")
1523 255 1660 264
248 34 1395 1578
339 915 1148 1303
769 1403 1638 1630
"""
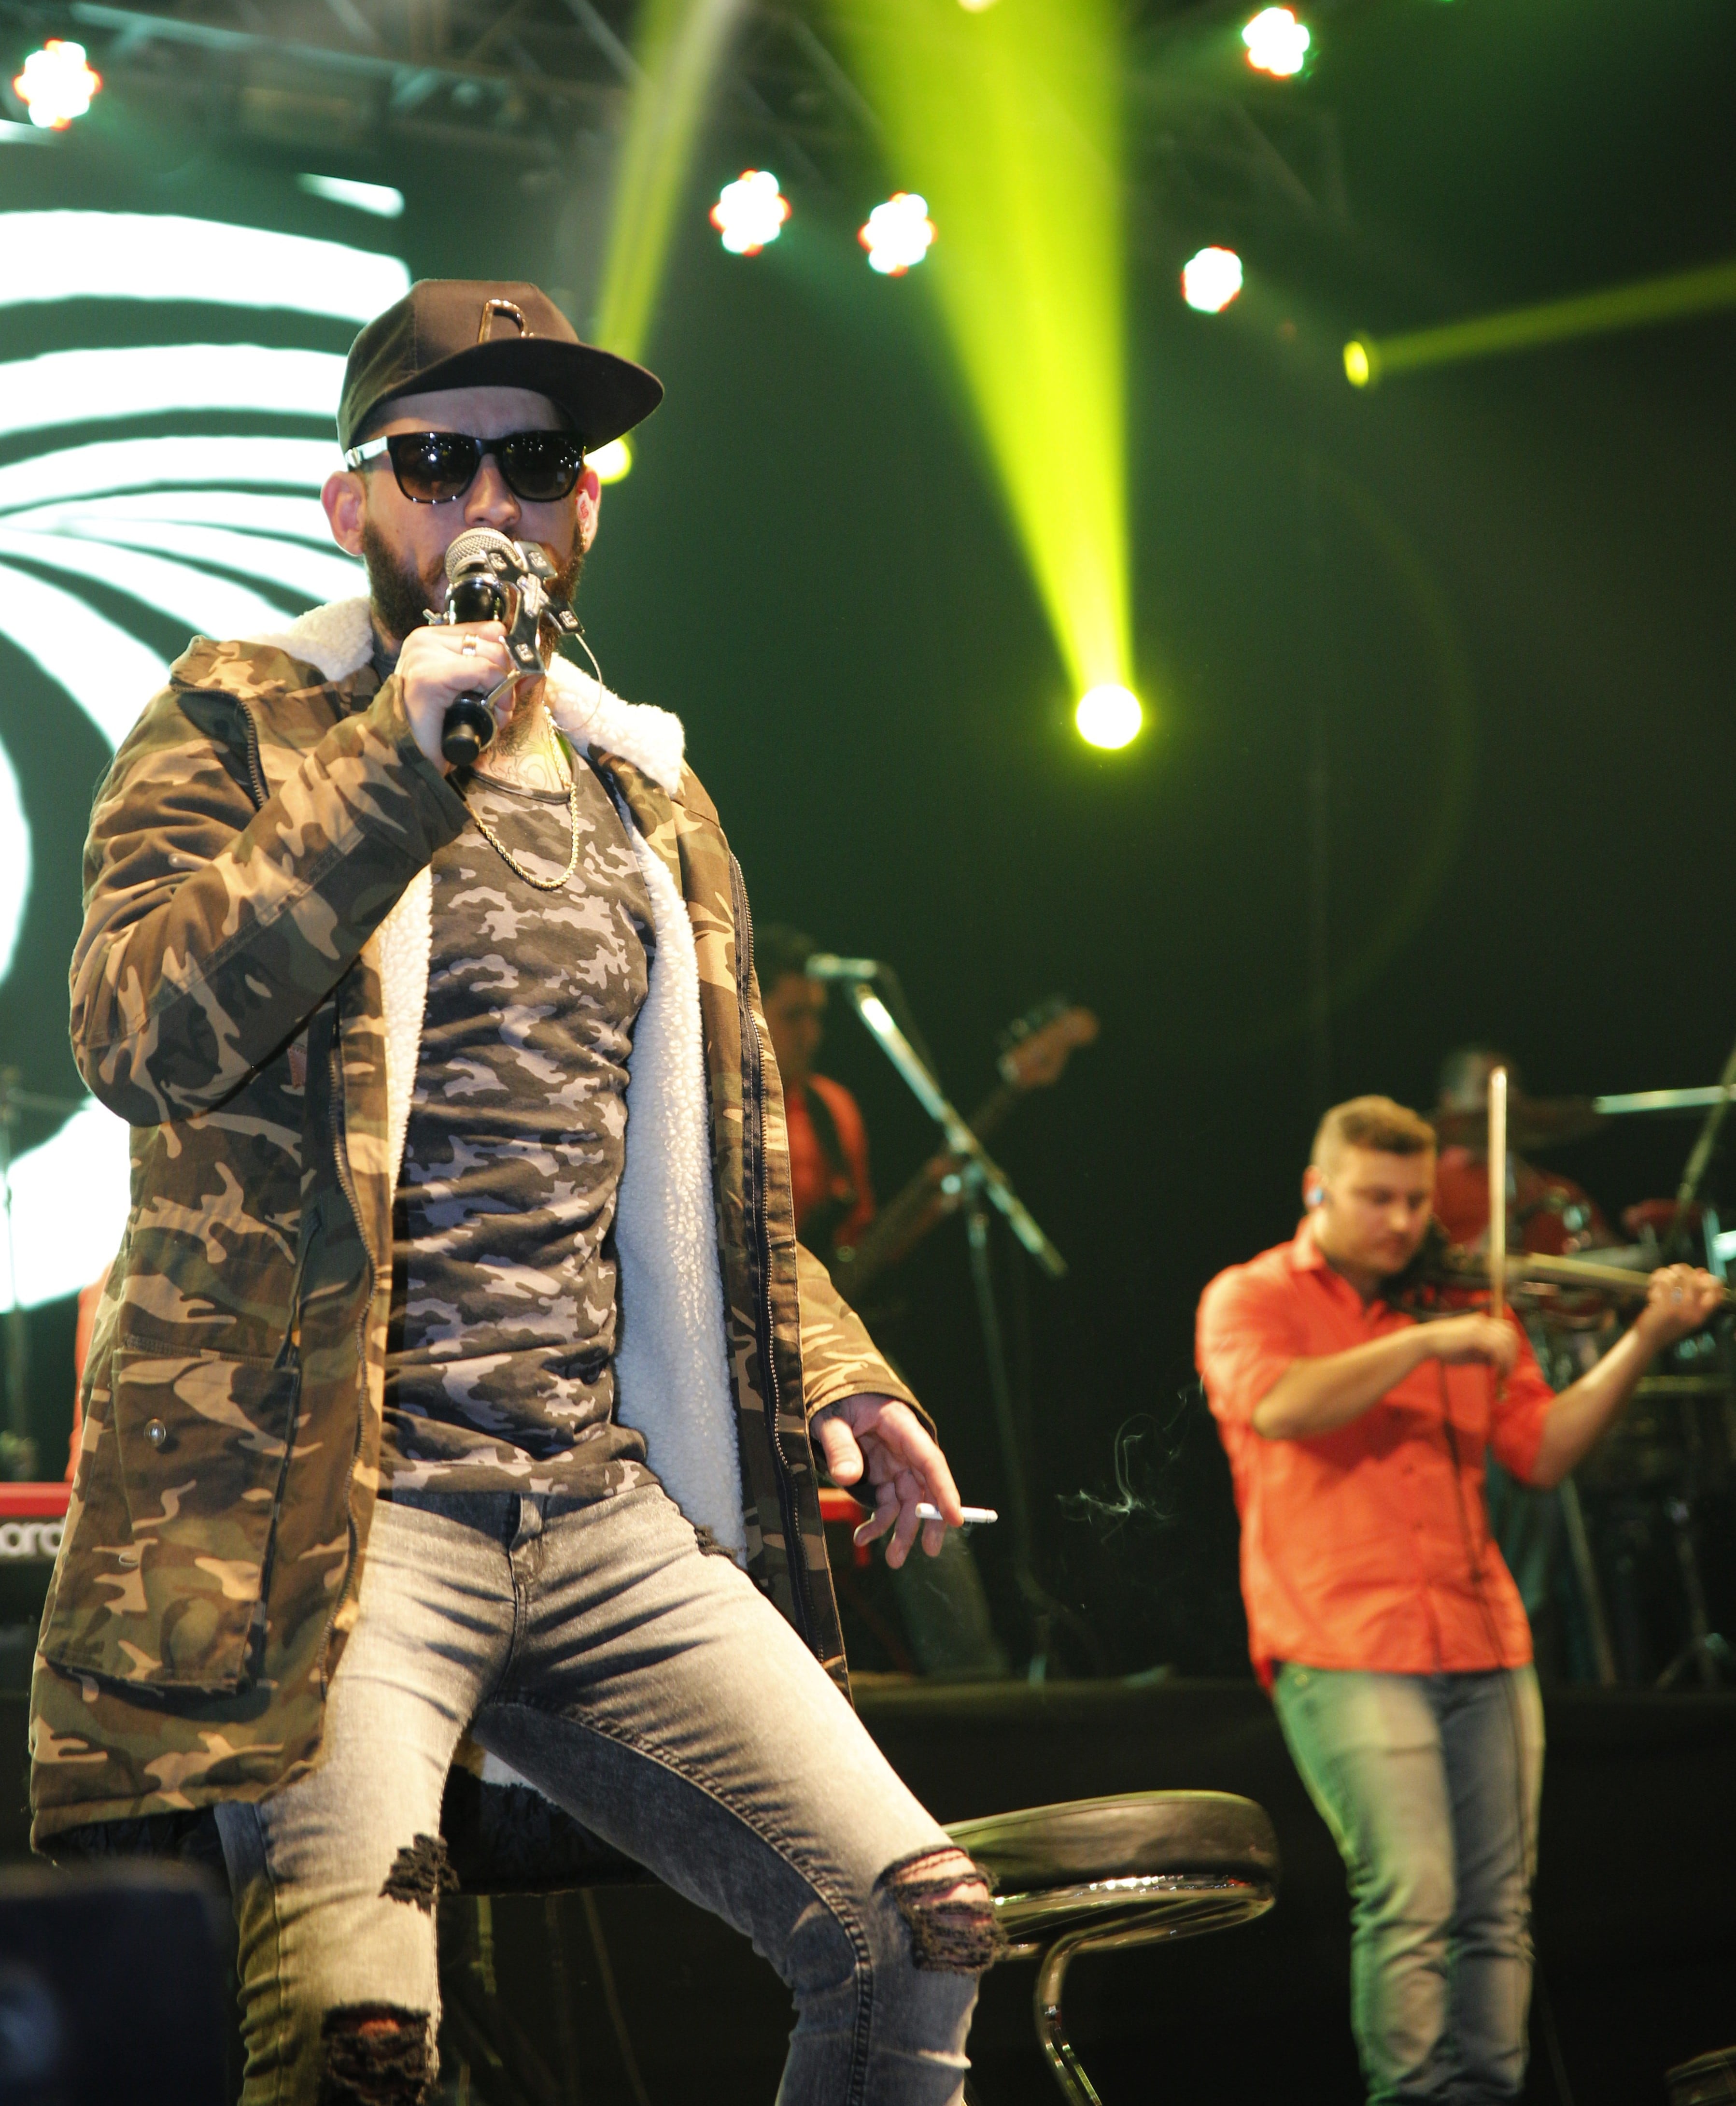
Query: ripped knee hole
881 1846 1002 1974
318 2004 433 2106
380 1833 460 1913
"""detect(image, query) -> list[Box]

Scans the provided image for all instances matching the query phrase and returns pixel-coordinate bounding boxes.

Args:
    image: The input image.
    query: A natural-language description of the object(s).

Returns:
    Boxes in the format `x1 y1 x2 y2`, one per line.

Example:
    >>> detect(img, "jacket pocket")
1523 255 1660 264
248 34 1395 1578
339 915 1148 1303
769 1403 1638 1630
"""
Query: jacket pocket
38 1348 301 1695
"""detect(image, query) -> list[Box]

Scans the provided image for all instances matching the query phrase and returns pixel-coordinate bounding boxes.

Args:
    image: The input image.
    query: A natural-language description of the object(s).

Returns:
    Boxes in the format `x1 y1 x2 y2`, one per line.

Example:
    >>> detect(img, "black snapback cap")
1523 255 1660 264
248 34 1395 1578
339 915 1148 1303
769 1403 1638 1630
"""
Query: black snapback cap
338 279 663 451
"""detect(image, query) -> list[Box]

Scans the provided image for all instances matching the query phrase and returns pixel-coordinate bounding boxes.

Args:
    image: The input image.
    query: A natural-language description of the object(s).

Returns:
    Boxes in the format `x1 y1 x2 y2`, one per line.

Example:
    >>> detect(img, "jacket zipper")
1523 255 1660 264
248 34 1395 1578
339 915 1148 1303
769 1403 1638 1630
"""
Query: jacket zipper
238 700 270 808
730 855 815 1652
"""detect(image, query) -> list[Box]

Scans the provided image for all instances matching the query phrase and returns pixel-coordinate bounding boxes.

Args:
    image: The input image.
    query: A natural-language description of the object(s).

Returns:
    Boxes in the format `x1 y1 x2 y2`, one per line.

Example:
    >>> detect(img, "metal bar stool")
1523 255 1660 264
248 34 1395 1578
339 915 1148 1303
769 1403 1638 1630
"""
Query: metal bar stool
946 1790 1280 2106
444 1771 1277 2106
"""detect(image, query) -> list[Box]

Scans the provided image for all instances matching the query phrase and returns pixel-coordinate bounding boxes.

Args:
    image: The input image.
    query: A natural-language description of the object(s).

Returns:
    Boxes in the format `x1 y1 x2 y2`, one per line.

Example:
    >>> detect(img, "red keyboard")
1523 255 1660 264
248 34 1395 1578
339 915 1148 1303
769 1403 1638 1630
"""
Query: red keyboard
0 1483 70 1562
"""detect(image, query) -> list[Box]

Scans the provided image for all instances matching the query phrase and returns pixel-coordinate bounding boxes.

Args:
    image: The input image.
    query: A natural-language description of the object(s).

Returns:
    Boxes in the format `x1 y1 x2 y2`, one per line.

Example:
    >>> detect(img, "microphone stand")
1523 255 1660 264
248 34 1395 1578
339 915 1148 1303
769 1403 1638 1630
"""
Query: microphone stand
833 973 1099 1678
838 980 1064 1278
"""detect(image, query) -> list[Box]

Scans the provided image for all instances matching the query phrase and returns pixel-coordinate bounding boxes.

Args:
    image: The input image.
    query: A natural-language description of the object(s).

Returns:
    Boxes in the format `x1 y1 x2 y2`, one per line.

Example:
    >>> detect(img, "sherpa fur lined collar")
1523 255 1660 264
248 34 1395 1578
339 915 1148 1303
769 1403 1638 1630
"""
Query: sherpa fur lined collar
244 595 687 795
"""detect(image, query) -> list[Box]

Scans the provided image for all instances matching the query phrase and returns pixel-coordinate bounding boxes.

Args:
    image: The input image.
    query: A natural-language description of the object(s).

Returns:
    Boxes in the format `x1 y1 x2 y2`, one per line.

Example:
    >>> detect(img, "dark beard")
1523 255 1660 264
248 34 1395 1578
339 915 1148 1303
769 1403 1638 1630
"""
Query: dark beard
361 521 586 668
360 522 441 661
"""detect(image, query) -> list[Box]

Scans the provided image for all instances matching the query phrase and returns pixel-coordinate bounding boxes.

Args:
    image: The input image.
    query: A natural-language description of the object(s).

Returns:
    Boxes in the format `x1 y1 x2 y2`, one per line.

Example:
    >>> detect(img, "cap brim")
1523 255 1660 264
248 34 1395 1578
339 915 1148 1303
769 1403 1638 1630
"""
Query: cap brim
359 338 663 450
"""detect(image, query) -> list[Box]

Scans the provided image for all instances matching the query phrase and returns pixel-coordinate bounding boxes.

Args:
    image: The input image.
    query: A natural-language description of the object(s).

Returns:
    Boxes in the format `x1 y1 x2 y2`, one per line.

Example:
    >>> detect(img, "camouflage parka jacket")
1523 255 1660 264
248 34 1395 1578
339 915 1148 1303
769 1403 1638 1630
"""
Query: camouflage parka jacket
30 596 915 1849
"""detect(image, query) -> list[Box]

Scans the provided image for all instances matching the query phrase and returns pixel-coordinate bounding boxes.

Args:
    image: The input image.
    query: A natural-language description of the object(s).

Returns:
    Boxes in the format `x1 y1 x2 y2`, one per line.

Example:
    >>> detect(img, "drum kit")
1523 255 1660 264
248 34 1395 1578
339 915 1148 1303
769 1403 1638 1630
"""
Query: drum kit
1432 1063 1736 1689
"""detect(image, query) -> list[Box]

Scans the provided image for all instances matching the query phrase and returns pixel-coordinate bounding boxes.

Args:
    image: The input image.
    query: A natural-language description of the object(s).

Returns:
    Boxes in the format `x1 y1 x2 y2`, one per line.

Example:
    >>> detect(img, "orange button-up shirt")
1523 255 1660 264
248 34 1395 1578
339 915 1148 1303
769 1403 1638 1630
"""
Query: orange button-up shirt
1197 1229 1553 1689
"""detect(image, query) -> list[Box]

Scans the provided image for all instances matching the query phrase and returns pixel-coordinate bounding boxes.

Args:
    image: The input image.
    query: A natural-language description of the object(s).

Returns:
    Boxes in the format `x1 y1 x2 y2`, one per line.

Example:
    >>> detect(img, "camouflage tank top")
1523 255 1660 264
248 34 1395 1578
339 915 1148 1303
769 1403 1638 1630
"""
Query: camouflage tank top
381 754 660 1497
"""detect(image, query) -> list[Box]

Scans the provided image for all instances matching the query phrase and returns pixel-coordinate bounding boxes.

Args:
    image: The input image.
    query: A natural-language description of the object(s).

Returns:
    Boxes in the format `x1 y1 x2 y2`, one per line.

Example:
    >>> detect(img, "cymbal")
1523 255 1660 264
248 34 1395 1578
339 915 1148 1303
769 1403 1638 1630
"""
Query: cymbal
1431 1095 1607 1153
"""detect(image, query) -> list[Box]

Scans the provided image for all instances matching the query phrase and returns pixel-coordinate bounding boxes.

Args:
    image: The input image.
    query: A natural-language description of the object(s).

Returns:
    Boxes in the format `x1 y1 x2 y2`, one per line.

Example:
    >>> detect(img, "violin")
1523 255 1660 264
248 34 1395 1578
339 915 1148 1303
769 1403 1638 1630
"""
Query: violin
1386 1220 1736 1319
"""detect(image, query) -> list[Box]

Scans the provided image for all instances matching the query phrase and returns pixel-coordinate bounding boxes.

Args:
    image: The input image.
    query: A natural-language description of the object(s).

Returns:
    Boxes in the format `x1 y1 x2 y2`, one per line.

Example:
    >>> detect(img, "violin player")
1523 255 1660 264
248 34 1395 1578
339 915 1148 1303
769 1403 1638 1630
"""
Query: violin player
1195 1094 1721 2106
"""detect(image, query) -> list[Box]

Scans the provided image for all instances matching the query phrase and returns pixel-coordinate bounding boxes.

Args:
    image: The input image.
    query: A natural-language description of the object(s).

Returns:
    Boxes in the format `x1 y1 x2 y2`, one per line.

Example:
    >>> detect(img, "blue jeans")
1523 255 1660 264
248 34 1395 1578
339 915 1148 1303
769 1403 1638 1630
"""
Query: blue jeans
213 1485 986 2105
1272 1665 1544 2106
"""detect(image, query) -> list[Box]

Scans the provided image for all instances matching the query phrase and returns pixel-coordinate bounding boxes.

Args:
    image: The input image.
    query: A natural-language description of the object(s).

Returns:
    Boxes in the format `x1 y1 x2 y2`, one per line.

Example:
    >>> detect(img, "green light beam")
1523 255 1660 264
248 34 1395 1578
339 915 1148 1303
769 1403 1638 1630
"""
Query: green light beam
1345 256 1736 388
593 0 746 362
834 0 1130 701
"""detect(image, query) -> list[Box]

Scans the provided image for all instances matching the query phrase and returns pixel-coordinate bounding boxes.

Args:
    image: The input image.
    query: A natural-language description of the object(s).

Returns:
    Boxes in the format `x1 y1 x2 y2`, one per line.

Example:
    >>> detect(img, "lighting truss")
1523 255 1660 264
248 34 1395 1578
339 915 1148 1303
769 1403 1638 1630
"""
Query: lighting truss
0 0 1298 192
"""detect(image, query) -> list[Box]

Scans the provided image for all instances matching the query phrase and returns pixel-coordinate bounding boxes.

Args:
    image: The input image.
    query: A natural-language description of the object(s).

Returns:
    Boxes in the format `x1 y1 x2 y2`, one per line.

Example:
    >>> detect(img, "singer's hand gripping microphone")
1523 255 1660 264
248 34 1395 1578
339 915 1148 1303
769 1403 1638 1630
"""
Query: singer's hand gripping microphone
429 527 582 768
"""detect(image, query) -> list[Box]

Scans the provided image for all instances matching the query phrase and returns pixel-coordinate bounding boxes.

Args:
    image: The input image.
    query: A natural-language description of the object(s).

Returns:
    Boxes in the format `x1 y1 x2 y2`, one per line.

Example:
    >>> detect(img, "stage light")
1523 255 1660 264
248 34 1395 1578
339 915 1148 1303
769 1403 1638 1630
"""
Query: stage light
588 437 632 484
297 174 404 219
1182 246 1243 314
860 194 936 277
838 0 1131 715
1242 7 1310 77
13 39 100 128
1075 684 1142 750
1343 255 1736 388
710 169 790 256
594 0 747 360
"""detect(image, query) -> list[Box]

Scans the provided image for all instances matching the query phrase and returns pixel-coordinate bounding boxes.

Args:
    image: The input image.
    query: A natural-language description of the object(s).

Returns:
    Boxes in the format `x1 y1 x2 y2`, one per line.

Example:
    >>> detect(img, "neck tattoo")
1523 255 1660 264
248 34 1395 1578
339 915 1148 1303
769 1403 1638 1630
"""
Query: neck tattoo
471 694 573 796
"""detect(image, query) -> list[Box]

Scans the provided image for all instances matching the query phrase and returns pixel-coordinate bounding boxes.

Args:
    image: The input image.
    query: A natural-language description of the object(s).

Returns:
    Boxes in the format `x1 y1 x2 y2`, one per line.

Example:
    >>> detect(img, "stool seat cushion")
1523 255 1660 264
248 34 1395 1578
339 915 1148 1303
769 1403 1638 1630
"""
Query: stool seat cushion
946 1791 1279 1897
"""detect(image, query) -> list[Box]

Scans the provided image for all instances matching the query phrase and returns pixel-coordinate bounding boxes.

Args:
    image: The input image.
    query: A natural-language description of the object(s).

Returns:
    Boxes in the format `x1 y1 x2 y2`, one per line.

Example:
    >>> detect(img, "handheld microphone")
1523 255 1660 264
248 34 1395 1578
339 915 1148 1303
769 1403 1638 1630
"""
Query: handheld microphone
803 954 885 982
433 528 580 768
438 528 515 768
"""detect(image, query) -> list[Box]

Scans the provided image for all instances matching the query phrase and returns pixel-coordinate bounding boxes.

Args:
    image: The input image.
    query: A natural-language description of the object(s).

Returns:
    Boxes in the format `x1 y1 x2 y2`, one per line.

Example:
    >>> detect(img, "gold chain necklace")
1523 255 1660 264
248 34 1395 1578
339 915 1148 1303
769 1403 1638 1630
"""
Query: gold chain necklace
467 769 582 893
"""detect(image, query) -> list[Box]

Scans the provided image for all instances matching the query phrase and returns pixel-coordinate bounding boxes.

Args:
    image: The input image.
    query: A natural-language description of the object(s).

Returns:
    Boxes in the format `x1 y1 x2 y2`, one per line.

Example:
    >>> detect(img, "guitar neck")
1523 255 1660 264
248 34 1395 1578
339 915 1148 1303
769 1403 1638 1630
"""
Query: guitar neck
957 1079 1018 1149
832 1079 1019 1296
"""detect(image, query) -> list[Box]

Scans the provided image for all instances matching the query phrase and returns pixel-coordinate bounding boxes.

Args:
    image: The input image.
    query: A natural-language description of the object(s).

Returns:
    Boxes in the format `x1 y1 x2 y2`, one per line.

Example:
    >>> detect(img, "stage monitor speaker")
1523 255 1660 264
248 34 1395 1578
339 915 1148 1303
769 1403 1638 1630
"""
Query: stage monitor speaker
0 1863 227 2105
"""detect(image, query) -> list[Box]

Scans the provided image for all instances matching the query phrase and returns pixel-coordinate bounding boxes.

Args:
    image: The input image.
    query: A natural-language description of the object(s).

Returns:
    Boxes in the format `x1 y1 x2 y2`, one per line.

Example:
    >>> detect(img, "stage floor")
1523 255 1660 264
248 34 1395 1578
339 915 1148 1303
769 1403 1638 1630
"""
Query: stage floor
3 1675 1732 2102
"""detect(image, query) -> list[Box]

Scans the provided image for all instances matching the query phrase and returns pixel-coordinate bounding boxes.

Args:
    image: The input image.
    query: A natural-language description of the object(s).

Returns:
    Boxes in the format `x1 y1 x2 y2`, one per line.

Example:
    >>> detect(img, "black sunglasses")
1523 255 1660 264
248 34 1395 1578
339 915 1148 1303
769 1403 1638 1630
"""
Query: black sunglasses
341 428 587 505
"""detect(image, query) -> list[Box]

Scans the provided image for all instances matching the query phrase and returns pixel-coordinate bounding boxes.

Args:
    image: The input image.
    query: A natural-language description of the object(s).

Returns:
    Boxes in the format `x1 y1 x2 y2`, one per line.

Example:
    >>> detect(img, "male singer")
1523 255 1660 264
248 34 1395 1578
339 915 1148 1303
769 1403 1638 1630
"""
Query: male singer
1197 1095 1720 2104
31 279 993 2105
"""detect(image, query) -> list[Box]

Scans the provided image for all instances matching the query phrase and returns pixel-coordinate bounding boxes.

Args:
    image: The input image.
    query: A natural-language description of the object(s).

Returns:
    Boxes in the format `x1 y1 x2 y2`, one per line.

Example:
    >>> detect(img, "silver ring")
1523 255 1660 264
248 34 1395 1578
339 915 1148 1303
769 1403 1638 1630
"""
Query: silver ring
1672 1288 1684 1301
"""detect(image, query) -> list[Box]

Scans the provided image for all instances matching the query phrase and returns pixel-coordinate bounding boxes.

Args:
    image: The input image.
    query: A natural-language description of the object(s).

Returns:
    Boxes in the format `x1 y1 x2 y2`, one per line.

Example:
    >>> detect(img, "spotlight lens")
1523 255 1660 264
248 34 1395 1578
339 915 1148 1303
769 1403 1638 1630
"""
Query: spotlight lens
1242 7 1311 77
1181 246 1244 314
588 437 632 484
859 193 936 276
1075 684 1142 749
13 38 101 128
1343 340 1371 388
710 170 790 256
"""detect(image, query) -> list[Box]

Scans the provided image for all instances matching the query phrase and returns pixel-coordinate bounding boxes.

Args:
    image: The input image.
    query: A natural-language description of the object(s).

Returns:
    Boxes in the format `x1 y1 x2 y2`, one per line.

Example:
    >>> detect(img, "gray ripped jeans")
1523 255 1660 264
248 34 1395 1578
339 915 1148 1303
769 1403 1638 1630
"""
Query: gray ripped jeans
213 1484 988 2105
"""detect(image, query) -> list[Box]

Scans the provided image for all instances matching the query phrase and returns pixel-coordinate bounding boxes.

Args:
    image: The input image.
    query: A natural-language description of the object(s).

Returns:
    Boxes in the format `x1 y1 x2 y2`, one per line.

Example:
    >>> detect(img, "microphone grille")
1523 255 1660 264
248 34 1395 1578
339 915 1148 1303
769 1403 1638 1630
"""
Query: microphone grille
444 526 519 579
